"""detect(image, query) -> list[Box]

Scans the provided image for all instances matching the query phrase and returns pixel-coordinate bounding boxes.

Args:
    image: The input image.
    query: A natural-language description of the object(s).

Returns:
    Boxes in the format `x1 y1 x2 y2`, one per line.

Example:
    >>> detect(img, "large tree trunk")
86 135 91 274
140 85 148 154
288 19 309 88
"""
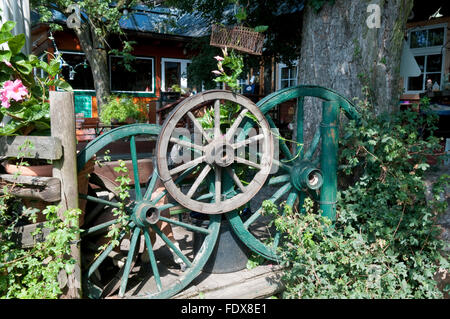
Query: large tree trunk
297 0 413 145
74 24 110 109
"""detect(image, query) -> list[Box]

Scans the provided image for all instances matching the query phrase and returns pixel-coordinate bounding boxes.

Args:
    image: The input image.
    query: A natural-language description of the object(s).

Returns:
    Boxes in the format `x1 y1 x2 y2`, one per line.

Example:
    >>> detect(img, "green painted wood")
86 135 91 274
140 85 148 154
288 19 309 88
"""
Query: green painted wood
143 228 162 292
131 214 221 299
119 227 141 297
319 101 340 222
226 85 360 262
130 135 142 201
77 124 221 299
74 94 93 118
296 96 305 156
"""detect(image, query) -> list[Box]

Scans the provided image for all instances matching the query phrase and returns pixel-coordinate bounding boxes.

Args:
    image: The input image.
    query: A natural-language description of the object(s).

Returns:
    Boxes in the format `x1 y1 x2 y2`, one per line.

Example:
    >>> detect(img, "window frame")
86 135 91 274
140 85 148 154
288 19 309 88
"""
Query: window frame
277 61 298 90
161 57 192 92
56 50 96 93
404 23 447 94
109 55 156 95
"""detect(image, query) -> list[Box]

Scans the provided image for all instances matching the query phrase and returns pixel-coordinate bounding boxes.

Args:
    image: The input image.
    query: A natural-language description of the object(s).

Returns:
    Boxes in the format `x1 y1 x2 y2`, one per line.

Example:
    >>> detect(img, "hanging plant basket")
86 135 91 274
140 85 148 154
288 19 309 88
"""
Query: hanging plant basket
210 24 265 55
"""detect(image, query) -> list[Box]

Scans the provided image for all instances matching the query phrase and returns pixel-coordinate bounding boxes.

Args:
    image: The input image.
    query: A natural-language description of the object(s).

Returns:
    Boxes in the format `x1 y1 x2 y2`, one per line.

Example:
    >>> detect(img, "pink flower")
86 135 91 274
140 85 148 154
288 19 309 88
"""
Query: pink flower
0 79 28 108
1 79 28 102
1 91 10 108
212 70 222 75
214 56 224 61
3 59 12 68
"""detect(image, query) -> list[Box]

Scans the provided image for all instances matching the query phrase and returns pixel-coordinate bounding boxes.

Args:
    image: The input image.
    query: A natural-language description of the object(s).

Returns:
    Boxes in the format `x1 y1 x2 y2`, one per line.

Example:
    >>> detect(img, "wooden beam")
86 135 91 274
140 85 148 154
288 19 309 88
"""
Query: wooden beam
0 174 61 202
0 136 62 160
11 222 50 249
50 91 81 298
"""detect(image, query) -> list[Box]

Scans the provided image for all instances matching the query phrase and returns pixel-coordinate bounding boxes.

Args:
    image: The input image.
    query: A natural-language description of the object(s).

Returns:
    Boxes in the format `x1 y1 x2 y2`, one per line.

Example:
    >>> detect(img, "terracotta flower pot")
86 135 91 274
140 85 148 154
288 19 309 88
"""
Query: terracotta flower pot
4 161 53 177
3 159 95 226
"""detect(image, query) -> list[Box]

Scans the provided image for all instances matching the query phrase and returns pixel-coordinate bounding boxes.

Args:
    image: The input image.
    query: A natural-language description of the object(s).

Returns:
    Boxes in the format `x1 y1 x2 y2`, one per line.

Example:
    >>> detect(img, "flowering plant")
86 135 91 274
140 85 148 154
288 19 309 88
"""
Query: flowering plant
0 20 71 136
211 48 243 92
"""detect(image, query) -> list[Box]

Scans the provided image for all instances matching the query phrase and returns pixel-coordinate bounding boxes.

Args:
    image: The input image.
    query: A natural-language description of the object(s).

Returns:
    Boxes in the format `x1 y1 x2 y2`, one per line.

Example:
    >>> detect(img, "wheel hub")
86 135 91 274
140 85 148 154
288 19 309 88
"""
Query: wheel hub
204 140 235 168
132 201 160 228
290 161 323 191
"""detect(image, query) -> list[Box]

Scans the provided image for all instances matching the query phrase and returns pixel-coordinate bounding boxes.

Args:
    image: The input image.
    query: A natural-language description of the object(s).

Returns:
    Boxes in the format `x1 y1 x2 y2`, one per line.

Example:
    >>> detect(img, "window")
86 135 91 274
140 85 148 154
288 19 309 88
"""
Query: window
110 56 155 93
59 52 95 91
161 58 191 92
277 62 298 90
405 24 446 93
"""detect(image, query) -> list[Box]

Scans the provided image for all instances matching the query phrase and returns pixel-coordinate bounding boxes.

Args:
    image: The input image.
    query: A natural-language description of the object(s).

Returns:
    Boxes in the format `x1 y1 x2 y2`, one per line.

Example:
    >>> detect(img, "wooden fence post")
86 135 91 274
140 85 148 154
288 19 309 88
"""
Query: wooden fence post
50 91 81 298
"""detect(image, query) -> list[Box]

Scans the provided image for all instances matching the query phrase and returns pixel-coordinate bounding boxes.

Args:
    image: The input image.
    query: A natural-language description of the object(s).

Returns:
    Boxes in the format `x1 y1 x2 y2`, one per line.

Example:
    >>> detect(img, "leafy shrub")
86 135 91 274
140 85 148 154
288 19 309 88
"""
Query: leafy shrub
99 95 147 124
0 20 71 136
0 204 82 298
267 97 449 298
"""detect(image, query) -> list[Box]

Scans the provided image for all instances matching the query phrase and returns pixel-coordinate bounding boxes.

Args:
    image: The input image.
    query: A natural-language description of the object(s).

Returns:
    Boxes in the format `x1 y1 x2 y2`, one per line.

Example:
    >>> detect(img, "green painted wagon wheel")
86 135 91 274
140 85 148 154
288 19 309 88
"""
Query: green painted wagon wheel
77 123 221 299
226 85 361 261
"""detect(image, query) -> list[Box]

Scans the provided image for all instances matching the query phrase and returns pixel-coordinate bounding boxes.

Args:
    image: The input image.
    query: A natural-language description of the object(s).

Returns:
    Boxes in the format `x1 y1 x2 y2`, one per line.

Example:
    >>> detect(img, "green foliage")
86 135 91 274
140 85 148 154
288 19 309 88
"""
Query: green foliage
0 203 82 298
0 141 82 298
307 0 335 12
267 97 449 298
99 95 147 124
168 0 304 64
212 48 244 91
0 21 72 136
97 160 131 253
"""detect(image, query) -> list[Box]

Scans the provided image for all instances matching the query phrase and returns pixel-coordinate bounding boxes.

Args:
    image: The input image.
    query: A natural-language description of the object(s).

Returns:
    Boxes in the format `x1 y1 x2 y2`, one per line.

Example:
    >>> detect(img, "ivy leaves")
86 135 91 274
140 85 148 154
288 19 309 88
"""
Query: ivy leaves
0 206 82 298
266 97 449 299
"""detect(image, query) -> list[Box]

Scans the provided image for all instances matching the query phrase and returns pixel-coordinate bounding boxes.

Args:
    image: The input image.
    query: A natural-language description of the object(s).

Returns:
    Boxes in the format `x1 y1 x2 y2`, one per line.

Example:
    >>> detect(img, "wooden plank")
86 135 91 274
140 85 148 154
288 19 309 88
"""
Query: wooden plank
173 264 285 299
50 91 81 298
0 136 62 160
11 222 50 249
0 174 61 202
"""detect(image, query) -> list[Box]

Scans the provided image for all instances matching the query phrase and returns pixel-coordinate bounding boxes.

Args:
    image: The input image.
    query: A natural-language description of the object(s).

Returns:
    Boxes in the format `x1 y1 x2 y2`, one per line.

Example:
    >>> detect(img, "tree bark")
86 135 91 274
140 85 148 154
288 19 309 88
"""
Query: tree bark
73 24 111 109
297 0 413 145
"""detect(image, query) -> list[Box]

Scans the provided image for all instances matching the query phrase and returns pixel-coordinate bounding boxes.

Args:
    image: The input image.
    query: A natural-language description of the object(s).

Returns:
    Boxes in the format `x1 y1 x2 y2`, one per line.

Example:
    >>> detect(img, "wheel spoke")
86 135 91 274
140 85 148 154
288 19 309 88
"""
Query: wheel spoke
266 116 293 161
235 156 261 170
215 166 221 204
226 167 246 193
158 216 211 235
150 224 192 268
143 169 159 201
79 193 121 209
304 128 321 160
232 134 264 149
268 174 290 185
118 227 140 297
169 155 205 175
143 228 162 292
226 109 249 142
82 219 118 237
187 111 212 143
169 137 204 152
272 191 298 249
296 97 305 156
87 230 127 278
186 164 212 198
214 99 221 139
243 182 292 228
130 136 142 201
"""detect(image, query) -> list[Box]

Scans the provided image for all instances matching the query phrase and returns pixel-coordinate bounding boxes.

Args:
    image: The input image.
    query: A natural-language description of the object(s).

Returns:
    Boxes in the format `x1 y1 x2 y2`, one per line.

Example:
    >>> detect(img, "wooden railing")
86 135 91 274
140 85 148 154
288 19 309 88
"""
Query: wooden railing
0 91 81 298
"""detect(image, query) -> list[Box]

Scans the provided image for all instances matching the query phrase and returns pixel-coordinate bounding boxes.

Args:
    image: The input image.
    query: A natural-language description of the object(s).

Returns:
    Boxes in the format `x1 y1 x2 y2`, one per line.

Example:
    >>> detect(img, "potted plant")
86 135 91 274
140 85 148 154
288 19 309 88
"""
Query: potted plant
99 95 147 125
0 20 72 176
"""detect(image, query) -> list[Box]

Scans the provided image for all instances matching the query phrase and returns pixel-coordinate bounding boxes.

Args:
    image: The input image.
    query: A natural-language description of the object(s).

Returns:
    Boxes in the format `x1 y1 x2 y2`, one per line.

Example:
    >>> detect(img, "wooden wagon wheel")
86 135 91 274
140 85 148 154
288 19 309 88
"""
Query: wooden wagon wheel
156 90 273 215
77 124 221 299
226 85 361 261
